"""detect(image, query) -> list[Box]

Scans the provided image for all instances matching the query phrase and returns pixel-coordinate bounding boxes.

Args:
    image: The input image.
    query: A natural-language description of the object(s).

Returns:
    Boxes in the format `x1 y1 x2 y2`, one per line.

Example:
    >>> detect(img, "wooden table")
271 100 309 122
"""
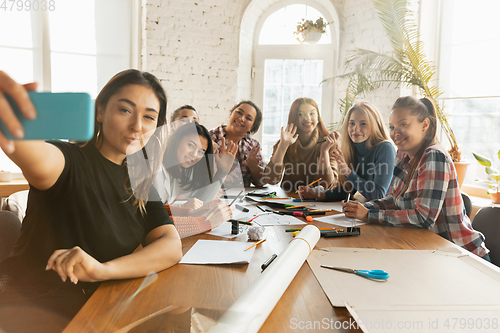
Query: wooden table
63 191 454 333
0 178 29 197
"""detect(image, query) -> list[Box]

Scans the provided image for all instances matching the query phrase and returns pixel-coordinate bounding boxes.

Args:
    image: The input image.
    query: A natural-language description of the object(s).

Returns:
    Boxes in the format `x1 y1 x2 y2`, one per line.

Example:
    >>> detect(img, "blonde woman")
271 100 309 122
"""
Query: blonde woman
299 102 395 201
264 97 339 192
342 97 488 260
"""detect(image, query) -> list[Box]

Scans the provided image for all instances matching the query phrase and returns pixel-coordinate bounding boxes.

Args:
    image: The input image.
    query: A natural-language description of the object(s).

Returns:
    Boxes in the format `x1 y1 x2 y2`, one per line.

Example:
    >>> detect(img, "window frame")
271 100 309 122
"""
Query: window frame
251 0 337 148
0 0 140 175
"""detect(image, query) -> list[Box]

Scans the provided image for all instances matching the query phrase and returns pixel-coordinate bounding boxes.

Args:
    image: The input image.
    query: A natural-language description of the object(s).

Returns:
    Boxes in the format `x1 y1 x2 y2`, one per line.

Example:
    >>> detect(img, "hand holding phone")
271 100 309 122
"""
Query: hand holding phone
0 71 38 153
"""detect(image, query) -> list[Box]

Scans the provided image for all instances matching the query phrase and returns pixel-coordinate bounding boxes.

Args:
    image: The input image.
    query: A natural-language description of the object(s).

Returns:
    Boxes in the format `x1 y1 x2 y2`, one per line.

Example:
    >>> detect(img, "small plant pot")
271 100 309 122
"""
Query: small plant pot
491 192 500 204
301 30 322 44
453 161 469 189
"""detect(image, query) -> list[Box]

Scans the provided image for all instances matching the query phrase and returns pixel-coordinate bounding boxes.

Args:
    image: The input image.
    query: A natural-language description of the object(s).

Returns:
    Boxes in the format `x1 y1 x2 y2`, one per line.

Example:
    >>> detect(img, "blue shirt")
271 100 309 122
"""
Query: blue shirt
324 140 396 201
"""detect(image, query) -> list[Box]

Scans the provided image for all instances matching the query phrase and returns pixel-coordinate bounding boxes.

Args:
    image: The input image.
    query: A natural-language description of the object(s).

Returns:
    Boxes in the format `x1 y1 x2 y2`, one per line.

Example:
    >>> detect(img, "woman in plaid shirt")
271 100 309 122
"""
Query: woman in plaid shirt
343 96 489 260
210 101 266 187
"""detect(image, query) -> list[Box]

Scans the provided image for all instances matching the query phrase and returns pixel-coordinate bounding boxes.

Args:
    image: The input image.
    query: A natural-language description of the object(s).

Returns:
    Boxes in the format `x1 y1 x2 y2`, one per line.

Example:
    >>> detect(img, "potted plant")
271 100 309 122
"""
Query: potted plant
472 151 500 204
323 0 466 180
293 18 330 44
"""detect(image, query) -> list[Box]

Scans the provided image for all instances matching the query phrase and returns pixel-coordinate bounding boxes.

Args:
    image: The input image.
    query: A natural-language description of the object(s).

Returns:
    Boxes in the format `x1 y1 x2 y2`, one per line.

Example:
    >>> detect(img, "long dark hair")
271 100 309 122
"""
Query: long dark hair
393 96 438 197
86 69 167 212
164 122 214 191
88 69 167 148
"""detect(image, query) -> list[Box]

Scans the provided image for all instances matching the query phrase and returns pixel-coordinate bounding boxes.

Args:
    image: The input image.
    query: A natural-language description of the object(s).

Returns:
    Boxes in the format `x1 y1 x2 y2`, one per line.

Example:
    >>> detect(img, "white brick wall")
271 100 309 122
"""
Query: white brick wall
143 0 404 131
143 0 243 130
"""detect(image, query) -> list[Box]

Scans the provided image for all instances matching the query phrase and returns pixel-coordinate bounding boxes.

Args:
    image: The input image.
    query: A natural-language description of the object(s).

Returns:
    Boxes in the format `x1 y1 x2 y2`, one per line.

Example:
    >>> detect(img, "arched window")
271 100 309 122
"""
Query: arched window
251 2 337 160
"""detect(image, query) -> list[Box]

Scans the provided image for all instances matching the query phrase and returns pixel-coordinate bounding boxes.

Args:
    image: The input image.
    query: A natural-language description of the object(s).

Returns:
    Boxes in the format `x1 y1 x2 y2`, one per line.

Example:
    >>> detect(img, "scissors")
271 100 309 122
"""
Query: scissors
320 265 389 280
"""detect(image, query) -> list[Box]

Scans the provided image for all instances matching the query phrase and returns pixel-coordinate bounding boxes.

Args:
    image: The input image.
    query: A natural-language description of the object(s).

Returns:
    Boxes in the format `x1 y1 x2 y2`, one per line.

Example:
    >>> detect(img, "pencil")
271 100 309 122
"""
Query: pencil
295 178 322 193
247 215 260 223
286 204 311 209
262 197 289 200
245 238 266 251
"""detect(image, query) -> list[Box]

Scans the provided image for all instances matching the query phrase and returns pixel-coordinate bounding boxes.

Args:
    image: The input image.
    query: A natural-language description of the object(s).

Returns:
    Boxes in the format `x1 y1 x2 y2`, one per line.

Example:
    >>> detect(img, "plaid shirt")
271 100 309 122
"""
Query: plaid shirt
209 125 266 187
364 143 488 258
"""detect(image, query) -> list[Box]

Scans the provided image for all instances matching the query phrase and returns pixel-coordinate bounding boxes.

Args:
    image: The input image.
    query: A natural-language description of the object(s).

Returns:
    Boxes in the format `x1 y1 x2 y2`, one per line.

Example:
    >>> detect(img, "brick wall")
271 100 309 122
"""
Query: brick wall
143 0 244 130
143 0 404 131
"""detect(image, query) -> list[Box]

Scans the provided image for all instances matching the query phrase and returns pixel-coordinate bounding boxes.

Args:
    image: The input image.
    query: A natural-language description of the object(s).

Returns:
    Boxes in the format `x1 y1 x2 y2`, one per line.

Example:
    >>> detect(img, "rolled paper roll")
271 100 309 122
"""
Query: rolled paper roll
208 225 320 333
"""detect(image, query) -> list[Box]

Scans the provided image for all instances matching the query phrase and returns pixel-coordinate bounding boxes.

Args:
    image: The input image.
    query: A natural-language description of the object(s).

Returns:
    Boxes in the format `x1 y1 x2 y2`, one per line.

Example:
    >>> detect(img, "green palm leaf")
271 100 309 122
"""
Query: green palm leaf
323 0 462 161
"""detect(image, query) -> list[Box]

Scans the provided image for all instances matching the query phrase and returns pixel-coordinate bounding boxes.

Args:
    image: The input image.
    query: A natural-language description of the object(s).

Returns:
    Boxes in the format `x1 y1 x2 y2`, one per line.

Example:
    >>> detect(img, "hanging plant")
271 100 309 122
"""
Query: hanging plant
293 18 331 44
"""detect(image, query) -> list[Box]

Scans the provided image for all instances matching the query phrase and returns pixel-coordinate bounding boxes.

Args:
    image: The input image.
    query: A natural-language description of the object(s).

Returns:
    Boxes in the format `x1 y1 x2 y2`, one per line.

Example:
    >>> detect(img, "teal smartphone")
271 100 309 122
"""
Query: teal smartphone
1 92 94 141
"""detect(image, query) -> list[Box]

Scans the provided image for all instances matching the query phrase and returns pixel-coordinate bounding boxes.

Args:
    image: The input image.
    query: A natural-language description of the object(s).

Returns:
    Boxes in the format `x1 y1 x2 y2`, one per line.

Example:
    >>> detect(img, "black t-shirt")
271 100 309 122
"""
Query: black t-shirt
0 141 172 290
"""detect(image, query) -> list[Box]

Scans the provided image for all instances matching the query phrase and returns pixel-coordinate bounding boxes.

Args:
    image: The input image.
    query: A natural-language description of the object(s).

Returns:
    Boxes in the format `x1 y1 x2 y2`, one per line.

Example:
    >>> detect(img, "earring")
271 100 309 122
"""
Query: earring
96 122 102 141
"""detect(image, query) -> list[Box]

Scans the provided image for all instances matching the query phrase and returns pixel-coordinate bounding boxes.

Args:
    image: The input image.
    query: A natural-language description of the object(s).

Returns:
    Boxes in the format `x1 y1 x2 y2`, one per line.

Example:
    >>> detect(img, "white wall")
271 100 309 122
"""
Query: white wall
143 0 401 131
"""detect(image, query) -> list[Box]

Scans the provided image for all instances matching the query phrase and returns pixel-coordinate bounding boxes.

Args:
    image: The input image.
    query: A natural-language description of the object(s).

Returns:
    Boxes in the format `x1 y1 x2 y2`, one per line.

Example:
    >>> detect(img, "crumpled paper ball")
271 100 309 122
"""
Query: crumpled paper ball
247 226 265 241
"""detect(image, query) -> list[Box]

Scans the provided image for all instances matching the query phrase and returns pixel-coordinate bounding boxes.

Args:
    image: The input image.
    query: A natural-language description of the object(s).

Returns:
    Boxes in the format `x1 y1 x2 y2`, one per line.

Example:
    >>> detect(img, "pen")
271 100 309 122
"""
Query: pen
261 254 277 271
262 197 289 200
316 140 326 144
347 193 351 202
228 190 244 207
235 204 249 212
245 238 266 251
292 198 317 202
228 219 252 225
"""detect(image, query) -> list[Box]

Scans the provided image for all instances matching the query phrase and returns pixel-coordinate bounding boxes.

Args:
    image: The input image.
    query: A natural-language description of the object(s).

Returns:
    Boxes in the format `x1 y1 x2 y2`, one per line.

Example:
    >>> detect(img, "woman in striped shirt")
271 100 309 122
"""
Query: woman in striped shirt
343 96 489 260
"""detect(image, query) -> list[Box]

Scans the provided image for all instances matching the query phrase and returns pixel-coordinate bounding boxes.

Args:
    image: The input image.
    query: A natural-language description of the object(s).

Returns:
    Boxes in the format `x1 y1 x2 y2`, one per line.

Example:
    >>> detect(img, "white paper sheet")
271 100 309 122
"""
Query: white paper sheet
230 212 306 226
307 247 500 333
208 225 321 333
246 196 344 212
180 240 255 265
314 213 366 227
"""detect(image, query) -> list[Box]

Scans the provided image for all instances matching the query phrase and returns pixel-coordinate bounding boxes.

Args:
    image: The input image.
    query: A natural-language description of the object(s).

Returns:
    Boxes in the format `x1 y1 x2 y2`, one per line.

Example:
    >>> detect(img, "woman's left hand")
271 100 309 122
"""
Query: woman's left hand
242 146 262 168
341 200 369 222
215 137 237 173
46 246 105 284
321 132 340 152
331 149 351 176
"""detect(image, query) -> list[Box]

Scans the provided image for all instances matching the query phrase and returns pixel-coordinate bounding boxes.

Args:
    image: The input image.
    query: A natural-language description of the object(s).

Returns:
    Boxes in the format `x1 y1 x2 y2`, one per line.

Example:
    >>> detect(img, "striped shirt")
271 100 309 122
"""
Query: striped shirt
210 125 266 187
364 143 488 257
